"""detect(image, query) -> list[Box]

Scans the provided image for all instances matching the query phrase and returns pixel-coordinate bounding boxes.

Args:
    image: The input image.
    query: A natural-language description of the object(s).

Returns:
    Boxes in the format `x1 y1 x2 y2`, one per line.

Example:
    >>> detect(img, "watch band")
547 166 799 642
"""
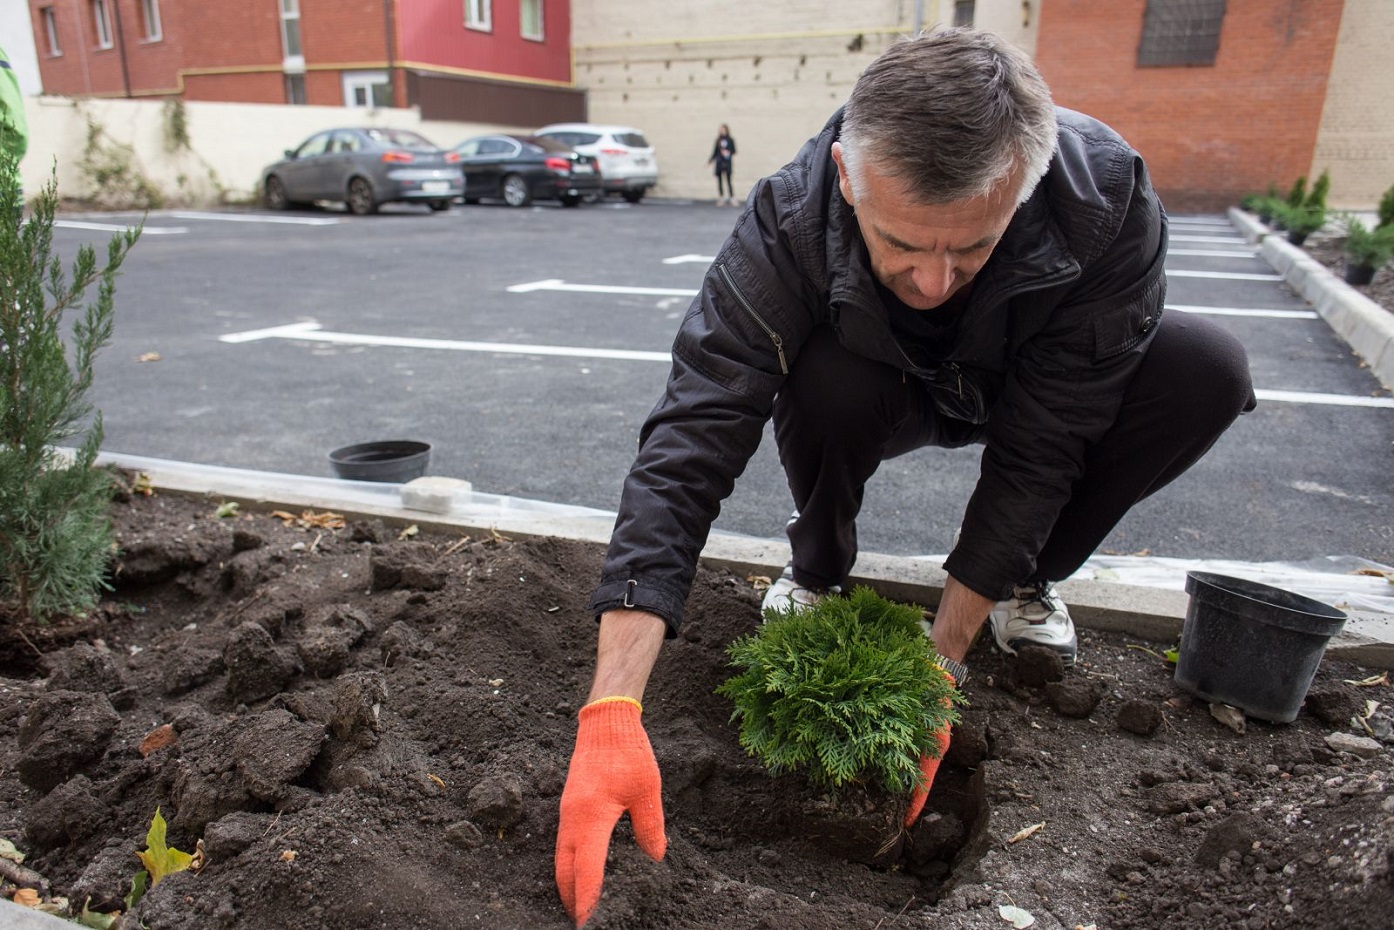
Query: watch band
935 654 969 686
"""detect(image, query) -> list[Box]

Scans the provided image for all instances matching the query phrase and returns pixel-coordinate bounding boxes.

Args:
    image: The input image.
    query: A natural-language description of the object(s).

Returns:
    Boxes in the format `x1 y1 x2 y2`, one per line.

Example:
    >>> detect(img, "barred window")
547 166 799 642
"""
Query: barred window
1138 0 1226 67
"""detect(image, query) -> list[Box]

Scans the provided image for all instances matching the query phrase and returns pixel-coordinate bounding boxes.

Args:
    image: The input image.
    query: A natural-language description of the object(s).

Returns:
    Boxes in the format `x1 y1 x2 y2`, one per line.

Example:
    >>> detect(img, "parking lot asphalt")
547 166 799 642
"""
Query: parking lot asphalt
48 198 1394 648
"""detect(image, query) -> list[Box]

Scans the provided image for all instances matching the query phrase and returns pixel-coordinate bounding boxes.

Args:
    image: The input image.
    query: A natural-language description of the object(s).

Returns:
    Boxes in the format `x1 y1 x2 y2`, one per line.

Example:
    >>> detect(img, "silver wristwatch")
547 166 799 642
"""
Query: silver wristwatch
935 654 969 686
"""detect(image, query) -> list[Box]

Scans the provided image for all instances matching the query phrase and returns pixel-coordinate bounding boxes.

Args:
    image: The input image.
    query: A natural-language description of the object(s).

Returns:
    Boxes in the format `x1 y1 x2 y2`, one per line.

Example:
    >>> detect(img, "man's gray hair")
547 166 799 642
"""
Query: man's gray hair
840 28 1057 207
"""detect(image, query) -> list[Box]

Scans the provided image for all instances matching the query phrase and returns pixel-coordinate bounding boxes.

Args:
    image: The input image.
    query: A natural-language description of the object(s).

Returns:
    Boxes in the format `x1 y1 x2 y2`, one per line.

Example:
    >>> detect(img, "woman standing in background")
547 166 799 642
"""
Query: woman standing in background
708 124 736 205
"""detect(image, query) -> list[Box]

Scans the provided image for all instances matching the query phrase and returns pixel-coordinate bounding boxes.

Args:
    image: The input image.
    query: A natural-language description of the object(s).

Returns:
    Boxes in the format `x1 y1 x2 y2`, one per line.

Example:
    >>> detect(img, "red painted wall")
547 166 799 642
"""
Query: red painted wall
399 0 572 84
31 0 572 103
1033 0 1344 211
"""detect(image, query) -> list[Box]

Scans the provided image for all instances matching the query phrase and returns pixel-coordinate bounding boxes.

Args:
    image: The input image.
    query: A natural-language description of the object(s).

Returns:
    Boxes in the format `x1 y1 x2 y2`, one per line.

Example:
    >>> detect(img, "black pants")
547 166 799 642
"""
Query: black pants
772 312 1256 590
715 166 733 198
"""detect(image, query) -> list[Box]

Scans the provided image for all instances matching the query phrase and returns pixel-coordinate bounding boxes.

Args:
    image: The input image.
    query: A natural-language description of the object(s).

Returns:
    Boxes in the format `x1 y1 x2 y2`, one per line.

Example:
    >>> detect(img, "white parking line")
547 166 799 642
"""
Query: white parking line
1171 234 1249 244
1168 249 1260 258
168 211 340 226
662 254 715 264
1254 389 1394 409
219 322 671 362
220 322 1392 408
1167 269 1283 281
508 279 699 297
56 220 186 234
1169 304 1317 319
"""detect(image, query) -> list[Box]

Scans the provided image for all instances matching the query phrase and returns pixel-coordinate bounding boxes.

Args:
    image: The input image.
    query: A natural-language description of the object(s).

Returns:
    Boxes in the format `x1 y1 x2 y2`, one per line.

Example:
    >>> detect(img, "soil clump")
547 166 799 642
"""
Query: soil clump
0 489 1391 929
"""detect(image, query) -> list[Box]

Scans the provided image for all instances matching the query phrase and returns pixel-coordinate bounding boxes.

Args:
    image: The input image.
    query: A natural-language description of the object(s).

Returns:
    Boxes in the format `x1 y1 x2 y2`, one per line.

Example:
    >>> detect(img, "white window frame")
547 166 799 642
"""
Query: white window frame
465 0 492 33
342 71 391 109
520 0 543 41
42 7 62 56
280 0 303 65
140 0 162 41
92 0 113 49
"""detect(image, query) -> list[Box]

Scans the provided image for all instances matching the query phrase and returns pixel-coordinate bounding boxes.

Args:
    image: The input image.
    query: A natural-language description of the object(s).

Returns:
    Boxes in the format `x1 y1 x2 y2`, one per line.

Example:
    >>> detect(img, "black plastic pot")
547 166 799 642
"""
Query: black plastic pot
328 440 431 483
1174 572 1347 723
1344 262 1377 286
1286 229 1311 247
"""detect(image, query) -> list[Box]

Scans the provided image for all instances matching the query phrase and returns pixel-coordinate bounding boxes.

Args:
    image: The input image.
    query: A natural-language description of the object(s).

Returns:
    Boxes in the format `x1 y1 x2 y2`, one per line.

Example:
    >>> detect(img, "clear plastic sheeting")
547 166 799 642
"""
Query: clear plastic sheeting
1072 554 1394 615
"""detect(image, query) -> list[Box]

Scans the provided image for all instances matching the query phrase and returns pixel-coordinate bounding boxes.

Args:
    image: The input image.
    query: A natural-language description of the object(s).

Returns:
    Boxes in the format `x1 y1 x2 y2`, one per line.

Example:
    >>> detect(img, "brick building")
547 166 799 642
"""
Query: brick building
1033 0 1348 212
28 0 584 125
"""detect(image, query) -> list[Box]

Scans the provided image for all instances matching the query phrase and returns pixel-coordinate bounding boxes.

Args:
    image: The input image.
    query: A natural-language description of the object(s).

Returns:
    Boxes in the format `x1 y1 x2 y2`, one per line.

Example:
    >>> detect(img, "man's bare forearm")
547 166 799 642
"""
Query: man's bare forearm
929 575 994 662
587 608 668 703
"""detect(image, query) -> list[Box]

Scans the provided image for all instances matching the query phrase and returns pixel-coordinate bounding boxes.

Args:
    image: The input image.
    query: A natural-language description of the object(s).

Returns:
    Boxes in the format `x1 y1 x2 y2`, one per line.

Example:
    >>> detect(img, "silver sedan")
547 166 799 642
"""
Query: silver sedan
261 127 464 215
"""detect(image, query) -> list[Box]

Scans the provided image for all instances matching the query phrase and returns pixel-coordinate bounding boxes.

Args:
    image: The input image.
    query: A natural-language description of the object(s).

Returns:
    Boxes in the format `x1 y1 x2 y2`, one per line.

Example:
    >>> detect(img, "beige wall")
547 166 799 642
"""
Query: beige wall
1310 0 1394 210
21 95 519 207
570 1 1040 201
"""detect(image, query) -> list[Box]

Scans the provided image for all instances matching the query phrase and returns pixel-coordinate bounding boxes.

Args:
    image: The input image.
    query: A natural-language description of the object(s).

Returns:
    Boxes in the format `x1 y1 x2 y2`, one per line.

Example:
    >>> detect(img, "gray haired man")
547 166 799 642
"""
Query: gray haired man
556 27 1254 927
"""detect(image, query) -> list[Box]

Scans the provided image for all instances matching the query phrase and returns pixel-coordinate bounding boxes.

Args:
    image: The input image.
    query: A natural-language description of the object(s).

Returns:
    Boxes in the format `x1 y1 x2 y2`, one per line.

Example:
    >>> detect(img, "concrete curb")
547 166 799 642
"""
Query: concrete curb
97 451 1393 668
1228 207 1394 392
0 900 79 929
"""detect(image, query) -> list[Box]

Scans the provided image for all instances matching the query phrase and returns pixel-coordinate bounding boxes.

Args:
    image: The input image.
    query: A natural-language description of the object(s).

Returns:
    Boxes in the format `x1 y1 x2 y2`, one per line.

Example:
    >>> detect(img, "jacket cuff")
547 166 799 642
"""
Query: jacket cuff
588 578 685 637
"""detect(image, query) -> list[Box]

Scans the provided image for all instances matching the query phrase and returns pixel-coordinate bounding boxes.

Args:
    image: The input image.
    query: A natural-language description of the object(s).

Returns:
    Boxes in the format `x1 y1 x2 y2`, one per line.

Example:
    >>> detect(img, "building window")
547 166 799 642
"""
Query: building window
285 73 306 105
465 0 492 32
41 7 62 56
520 0 543 41
91 0 113 49
140 0 162 41
1138 0 1226 67
280 0 303 59
343 71 392 108
952 1 975 27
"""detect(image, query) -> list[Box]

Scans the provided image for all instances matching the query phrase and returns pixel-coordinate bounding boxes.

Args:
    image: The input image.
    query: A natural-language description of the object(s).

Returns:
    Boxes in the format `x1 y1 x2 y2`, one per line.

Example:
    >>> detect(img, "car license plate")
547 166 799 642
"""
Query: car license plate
573 164 593 174
422 181 451 193
634 158 649 166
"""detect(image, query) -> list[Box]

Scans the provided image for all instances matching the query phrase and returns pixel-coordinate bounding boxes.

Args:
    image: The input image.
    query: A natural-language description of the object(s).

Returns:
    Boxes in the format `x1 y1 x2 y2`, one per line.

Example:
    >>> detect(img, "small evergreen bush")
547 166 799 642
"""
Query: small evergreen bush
1305 169 1330 212
1377 183 1394 230
716 586 962 794
1285 175 1308 208
0 156 140 621
1339 213 1394 269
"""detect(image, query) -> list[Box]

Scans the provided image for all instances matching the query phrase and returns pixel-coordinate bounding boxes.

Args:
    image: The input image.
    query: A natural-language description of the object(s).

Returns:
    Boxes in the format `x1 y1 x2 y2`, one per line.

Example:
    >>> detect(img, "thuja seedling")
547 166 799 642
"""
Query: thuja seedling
717 586 962 794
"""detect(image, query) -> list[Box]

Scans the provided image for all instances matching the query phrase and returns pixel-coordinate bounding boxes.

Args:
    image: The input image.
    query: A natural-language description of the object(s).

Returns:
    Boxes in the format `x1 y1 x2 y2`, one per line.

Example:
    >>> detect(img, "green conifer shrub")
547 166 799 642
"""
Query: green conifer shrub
1377 183 1394 230
1305 169 1331 212
1285 175 1307 208
0 156 139 621
716 586 962 794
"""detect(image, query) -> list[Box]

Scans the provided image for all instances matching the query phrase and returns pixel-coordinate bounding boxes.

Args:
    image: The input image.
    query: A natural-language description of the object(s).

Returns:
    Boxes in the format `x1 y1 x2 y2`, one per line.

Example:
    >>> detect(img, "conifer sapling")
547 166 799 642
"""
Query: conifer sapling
0 155 139 621
717 586 962 795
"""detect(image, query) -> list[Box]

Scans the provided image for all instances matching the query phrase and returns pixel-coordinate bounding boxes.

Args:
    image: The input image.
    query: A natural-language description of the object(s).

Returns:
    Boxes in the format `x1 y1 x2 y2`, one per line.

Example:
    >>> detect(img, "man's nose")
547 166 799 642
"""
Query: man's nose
910 254 956 303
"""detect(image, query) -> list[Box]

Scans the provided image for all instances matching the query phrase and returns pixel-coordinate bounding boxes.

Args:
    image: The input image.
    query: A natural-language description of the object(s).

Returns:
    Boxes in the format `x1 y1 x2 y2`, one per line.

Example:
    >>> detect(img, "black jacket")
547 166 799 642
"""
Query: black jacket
590 107 1168 632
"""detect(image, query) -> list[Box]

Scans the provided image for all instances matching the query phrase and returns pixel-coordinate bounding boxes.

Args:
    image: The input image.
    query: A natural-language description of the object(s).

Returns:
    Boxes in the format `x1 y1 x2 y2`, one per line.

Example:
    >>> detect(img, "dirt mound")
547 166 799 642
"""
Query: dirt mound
0 490 1390 929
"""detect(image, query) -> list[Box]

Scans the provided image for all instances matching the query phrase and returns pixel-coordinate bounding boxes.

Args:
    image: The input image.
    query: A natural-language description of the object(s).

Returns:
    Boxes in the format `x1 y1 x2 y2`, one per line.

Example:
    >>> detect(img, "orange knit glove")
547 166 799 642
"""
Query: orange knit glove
555 698 667 927
904 671 956 827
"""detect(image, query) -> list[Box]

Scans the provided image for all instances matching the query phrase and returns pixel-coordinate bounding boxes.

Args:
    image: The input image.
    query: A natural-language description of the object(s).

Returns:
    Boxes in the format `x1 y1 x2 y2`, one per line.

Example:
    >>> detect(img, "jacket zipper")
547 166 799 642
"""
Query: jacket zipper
717 263 787 374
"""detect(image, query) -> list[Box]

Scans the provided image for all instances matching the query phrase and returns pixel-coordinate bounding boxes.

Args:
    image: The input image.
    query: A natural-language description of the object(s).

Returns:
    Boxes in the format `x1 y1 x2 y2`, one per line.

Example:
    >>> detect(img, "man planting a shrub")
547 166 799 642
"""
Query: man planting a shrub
556 27 1254 926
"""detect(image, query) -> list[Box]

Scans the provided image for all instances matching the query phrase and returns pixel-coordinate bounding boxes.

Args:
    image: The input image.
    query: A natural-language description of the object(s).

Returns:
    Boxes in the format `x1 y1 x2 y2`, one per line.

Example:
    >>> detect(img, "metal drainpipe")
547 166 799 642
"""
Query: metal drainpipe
383 0 397 107
111 0 132 98
913 0 923 35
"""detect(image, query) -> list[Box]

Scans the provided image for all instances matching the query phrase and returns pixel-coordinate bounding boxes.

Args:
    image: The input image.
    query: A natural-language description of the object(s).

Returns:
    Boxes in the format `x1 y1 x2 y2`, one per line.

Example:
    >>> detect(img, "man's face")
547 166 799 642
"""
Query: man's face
831 142 1020 311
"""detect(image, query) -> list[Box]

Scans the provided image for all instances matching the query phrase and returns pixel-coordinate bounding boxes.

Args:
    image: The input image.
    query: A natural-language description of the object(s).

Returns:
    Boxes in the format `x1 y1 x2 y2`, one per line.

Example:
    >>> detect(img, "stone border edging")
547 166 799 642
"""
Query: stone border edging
1227 207 1394 392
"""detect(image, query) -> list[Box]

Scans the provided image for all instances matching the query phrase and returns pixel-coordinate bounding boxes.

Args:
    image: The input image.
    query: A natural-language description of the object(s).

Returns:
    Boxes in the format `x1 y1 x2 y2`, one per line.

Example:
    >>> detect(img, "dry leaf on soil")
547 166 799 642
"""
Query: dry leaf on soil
1007 822 1045 844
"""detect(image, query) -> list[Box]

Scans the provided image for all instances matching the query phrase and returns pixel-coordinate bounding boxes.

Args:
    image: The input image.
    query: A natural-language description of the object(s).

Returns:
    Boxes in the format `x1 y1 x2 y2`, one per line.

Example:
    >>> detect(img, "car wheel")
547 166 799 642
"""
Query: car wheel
428 200 450 212
463 197 480 205
502 175 531 208
264 176 289 210
346 177 378 215
622 189 645 204
559 195 582 208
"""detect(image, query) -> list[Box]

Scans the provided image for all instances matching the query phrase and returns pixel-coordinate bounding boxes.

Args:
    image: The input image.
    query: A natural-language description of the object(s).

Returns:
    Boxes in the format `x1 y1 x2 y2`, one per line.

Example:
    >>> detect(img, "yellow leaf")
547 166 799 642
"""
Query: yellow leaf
280 849 297 862
135 808 194 886
136 352 162 363
13 887 41 907
1007 822 1045 844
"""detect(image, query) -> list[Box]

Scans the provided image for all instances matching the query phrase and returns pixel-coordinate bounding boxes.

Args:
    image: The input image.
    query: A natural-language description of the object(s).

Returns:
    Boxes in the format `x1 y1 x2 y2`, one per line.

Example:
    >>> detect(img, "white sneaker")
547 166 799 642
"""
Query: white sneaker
988 582 1077 666
761 564 840 618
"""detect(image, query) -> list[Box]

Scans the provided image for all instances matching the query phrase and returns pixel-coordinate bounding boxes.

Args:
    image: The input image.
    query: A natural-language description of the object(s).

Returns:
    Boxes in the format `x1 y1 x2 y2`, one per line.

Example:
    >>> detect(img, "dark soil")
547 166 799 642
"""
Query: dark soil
1296 232 1394 317
1 488 1392 929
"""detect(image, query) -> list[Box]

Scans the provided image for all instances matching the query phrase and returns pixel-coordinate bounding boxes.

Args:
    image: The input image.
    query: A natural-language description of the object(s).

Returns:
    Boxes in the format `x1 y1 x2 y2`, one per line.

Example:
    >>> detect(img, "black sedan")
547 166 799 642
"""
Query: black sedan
453 134 603 207
261 127 464 215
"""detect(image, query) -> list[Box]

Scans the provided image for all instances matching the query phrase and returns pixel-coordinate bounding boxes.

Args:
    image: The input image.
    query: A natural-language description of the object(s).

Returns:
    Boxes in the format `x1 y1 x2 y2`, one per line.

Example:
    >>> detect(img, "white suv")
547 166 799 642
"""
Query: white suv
535 123 659 203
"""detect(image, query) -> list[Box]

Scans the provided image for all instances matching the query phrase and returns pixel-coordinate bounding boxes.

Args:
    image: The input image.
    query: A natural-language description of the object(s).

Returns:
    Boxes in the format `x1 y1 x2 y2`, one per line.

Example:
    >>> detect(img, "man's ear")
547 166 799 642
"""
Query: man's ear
830 141 855 207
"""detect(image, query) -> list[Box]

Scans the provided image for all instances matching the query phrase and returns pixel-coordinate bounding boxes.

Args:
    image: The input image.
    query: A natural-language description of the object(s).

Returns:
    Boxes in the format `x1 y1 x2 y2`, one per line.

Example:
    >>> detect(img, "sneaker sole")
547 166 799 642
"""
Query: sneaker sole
1003 636 1077 668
